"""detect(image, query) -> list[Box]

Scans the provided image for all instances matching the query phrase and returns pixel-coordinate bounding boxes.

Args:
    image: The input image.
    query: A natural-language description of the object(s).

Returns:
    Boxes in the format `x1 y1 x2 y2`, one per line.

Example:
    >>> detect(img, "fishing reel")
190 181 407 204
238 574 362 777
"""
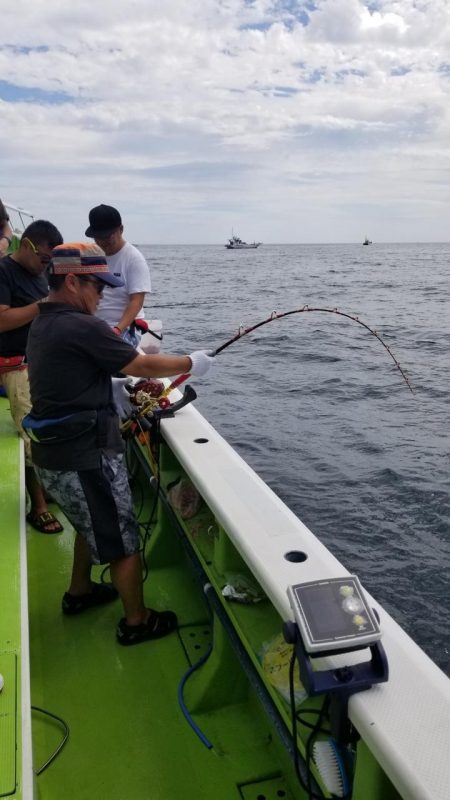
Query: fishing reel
140 383 197 424
122 382 197 440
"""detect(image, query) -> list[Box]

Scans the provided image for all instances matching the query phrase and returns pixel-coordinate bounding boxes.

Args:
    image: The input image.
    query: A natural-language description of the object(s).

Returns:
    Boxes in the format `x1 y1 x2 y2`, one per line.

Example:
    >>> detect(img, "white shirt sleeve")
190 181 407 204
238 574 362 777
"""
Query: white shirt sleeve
122 244 152 295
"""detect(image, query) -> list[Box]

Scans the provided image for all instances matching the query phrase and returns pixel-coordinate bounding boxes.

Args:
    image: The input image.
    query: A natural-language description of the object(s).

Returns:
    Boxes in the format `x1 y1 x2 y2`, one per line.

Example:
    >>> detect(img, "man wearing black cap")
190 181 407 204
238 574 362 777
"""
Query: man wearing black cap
26 242 215 645
85 204 151 345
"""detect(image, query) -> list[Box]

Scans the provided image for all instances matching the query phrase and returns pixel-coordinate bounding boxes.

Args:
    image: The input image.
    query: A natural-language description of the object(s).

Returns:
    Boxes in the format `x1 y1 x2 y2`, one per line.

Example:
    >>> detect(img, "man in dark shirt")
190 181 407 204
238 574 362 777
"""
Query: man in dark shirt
26 242 215 645
0 219 64 533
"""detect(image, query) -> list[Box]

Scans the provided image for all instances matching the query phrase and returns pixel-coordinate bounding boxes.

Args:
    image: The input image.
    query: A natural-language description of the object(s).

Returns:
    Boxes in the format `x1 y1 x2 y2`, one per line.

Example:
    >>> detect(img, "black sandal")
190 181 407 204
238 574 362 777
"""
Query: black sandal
116 609 178 646
26 510 63 534
62 582 118 616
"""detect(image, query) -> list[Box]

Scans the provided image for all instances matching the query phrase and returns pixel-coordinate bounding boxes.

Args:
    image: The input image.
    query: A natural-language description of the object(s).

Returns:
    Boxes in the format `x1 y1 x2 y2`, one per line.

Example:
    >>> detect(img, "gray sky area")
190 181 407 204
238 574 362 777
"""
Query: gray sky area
1 0 450 243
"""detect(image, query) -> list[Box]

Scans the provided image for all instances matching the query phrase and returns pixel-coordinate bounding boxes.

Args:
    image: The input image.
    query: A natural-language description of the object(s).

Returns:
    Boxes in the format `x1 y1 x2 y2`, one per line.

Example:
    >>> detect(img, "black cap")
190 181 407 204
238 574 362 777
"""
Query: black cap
85 204 122 238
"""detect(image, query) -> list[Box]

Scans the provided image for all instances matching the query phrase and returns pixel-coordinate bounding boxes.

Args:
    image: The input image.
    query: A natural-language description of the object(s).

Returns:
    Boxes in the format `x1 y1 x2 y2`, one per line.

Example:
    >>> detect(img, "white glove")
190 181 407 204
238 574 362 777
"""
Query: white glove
189 350 216 378
111 377 133 419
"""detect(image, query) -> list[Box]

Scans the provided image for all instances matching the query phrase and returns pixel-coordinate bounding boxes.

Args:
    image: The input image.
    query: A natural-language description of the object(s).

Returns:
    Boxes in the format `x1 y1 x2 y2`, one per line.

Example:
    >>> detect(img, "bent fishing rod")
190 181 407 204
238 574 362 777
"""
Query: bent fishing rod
167 305 413 396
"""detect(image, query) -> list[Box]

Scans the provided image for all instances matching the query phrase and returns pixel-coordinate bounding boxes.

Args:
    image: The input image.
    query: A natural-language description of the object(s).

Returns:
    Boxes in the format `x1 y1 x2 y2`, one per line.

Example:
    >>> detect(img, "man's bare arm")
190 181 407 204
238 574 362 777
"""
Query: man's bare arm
115 292 146 333
121 352 192 378
0 302 41 333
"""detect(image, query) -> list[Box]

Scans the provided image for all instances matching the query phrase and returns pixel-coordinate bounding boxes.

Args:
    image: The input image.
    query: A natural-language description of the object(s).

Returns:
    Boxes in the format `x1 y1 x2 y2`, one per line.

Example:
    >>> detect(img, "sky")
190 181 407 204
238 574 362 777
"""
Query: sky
1 0 450 243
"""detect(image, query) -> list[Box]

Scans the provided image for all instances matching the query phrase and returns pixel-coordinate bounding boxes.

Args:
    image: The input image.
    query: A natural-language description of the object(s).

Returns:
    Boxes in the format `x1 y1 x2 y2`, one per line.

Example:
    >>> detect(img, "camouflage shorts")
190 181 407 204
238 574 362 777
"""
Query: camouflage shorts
36 452 140 565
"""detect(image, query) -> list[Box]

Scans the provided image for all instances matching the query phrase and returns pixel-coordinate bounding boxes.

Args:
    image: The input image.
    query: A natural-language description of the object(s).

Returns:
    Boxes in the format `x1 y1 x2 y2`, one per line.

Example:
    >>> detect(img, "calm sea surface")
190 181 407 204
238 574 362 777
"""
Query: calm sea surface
140 243 450 675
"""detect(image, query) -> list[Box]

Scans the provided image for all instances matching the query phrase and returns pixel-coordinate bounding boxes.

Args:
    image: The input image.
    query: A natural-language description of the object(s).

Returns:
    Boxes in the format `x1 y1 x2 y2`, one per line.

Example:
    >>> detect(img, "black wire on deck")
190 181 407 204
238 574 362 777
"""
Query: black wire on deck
32 706 70 775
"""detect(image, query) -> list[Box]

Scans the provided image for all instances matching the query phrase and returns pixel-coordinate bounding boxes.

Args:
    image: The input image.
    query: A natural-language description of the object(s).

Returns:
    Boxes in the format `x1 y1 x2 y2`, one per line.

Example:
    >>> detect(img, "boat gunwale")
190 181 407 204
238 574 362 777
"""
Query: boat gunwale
157 393 450 800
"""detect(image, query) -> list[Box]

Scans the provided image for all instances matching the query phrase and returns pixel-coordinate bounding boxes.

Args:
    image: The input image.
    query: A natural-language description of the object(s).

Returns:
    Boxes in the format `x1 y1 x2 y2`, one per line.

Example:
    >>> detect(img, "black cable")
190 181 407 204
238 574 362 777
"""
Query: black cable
289 656 353 800
131 471 145 523
100 416 161 586
289 649 326 800
31 705 69 775
99 431 147 586
305 695 330 798
137 415 161 583
296 708 331 736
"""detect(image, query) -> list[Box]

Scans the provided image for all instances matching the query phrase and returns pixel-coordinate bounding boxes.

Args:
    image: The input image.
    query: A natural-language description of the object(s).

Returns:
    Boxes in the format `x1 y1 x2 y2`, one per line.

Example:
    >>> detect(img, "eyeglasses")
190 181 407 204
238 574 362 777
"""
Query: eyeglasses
77 276 104 295
25 238 51 264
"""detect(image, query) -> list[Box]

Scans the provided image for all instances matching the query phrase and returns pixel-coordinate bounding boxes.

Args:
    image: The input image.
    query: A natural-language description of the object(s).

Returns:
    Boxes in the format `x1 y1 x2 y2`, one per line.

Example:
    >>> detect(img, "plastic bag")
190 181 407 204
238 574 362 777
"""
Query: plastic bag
139 319 163 354
260 632 307 707
221 572 265 604
167 478 202 519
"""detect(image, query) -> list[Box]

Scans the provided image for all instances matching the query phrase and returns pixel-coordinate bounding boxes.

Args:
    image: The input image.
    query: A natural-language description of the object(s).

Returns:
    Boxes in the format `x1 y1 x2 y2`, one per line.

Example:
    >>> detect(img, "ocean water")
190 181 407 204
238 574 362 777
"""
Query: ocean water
140 243 450 676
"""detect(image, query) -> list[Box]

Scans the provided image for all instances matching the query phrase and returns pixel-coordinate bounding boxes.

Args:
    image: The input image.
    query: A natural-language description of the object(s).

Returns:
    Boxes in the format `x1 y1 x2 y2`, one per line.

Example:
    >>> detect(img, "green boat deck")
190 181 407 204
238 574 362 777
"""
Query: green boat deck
28 520 299 799
2 395 416 800
1 398 305 799
1 398 28 798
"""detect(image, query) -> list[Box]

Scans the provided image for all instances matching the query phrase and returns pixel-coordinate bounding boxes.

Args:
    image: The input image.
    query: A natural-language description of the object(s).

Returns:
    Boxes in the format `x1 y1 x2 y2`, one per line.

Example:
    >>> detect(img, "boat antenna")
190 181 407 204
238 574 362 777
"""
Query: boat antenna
168 305 413 395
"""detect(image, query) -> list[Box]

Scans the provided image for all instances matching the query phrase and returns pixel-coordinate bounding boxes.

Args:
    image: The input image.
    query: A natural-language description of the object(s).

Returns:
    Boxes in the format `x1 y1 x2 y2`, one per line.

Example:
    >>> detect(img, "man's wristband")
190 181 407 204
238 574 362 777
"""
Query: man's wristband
112 326 123 335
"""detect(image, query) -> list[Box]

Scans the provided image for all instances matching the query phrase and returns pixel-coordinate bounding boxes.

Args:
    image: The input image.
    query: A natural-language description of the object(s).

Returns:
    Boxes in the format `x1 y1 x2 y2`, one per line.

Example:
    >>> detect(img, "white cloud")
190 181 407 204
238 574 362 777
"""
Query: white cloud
1 0 450 241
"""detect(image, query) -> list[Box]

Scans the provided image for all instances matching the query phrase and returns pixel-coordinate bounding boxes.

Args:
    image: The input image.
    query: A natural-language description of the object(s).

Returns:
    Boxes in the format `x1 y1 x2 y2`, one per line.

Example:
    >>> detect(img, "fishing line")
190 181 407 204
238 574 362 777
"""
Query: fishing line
165 305 413 398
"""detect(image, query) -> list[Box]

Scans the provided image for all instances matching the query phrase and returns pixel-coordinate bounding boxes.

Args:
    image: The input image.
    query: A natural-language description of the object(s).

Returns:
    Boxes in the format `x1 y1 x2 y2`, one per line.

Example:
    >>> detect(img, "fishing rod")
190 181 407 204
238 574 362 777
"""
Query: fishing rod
122 305 413 431
166 305 414 396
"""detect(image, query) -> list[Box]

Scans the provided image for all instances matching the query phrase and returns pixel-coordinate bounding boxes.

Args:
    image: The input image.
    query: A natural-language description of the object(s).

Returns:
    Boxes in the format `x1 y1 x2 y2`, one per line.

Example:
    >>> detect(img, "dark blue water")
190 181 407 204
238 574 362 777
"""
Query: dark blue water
141 243 450 675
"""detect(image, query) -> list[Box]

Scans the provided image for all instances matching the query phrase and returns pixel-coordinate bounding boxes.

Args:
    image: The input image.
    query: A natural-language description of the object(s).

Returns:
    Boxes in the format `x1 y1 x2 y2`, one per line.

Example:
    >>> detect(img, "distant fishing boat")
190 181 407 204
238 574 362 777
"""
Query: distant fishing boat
225 233 261 250
3 202 34 252
363 237 372 245
4 202 34 233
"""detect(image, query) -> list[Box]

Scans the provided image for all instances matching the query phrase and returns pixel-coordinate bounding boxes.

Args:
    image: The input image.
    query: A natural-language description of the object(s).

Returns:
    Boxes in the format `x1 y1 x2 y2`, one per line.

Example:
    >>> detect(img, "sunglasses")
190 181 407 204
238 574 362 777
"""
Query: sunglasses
77 276 104 295
25 237 51 264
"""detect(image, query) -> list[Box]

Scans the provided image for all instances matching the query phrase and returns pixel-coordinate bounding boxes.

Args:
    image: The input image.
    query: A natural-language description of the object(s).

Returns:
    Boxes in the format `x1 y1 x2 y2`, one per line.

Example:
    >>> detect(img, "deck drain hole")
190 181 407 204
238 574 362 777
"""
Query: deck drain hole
284 550 308 563
277 793 286 798
194 438 209 444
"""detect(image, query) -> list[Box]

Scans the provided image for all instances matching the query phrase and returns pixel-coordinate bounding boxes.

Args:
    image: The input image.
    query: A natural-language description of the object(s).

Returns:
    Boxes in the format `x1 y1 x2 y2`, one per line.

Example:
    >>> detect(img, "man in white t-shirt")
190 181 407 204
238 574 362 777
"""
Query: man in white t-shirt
85 205 151 346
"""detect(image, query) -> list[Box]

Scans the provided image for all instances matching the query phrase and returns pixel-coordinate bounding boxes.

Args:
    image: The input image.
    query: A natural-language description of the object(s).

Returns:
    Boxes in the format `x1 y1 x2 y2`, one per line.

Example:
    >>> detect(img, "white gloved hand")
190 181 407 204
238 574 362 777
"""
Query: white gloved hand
111 377 133 419
188 350 216 378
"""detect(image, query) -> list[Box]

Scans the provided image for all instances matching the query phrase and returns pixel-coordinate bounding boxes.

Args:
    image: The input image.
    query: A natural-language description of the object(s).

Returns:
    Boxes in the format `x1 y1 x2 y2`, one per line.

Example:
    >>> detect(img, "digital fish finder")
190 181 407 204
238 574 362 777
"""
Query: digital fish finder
284 575 388 745
287 575 381 654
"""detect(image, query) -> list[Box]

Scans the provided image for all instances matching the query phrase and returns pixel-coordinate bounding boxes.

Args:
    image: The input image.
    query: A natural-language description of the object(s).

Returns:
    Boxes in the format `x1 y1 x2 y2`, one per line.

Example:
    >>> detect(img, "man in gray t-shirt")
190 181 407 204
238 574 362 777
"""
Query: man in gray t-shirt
85 204 151 346
27 241 215 646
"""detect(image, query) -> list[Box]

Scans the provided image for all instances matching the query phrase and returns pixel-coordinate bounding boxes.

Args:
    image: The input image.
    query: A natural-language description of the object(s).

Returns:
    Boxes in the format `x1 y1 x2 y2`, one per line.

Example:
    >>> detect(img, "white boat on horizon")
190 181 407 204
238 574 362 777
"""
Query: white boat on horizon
225 233 261 249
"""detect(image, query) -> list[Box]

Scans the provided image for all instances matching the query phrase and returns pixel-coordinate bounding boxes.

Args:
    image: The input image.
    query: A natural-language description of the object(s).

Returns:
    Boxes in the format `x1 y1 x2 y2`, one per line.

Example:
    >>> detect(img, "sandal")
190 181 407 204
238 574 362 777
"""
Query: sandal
116 609 178 646
26 510 63 534
62 582 118 616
